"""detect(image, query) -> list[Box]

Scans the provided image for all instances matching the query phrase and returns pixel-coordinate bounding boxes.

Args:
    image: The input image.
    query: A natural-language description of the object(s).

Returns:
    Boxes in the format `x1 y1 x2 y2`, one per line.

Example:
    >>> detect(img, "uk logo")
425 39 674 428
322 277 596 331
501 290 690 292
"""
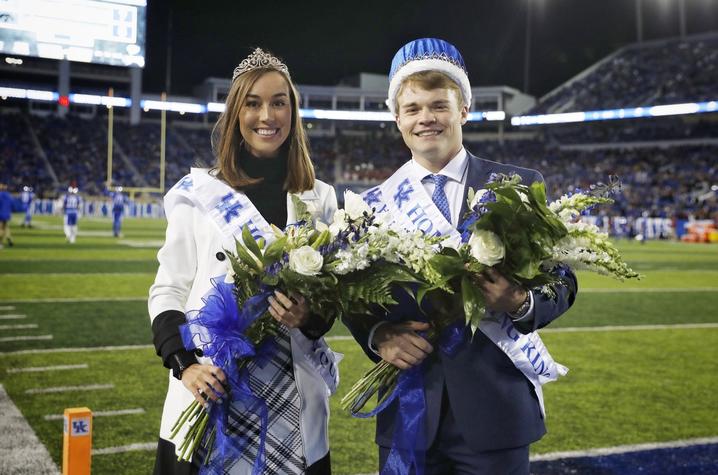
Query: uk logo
71 417 91 436
176 176 193 191
215 193 243 223
393 179 414 209
363 187 382 206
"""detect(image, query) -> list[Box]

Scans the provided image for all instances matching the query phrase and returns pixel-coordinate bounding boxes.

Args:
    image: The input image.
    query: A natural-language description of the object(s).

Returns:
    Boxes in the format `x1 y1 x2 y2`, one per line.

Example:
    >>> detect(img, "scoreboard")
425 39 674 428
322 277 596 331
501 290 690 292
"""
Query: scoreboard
0 0 146 67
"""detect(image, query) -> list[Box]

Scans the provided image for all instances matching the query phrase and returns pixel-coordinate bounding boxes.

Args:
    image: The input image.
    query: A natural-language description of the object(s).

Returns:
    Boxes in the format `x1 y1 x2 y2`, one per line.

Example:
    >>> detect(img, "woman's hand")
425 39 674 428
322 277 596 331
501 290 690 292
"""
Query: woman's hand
268 290 309 328
181 364 227 406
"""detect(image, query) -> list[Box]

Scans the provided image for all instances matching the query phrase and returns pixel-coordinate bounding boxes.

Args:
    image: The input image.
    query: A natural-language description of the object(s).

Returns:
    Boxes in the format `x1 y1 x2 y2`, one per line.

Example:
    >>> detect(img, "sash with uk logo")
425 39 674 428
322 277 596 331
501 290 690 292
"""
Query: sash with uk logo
166 168 340 394
362 162 567 417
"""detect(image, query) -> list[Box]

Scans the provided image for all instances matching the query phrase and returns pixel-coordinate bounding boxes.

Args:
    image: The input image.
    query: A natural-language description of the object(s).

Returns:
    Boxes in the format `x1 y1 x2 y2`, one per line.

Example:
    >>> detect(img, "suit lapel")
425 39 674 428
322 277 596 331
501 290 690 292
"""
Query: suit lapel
459 152 490 219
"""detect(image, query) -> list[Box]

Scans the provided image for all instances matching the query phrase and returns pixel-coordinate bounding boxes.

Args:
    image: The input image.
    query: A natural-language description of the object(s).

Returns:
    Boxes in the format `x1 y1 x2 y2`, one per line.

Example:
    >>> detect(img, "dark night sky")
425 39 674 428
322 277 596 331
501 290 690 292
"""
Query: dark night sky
142 0 718 98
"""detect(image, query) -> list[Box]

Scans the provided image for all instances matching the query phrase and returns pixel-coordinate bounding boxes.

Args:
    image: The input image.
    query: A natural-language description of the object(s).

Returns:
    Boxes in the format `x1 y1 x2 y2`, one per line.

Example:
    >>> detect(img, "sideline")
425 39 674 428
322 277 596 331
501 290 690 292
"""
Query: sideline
0 384 60 475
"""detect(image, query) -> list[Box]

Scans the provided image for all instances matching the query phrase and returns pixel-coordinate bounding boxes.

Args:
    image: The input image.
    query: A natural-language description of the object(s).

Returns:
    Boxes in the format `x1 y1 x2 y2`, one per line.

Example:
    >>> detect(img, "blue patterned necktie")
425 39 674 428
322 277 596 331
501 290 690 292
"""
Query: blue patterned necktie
428 174 452 224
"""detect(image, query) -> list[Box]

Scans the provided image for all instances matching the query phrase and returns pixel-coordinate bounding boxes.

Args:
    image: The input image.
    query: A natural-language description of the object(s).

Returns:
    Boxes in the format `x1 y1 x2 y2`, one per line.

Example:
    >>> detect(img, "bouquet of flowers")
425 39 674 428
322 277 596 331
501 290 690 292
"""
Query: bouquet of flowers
171 193 425 467
341 174 640 414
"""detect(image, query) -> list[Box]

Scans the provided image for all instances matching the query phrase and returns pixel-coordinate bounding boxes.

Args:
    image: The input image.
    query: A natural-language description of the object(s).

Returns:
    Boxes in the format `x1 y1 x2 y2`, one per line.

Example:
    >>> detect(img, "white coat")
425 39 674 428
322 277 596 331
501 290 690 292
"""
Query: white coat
148 169 338 470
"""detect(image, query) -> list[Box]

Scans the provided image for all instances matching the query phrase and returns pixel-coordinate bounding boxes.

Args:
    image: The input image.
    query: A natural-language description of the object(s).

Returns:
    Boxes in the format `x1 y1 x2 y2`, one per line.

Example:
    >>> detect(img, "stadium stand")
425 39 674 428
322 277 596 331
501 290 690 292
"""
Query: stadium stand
531 32 718 114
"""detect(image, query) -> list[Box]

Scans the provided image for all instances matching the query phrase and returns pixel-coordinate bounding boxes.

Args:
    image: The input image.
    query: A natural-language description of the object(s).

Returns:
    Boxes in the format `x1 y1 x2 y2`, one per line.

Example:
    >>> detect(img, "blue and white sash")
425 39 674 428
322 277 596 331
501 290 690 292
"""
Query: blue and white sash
167 169 340 394
362 163 567 416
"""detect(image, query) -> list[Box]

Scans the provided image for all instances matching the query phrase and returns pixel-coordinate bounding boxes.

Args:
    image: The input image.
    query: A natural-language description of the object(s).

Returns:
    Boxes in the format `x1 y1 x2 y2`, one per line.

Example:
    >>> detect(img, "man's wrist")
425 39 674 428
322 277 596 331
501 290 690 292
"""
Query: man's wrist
509 289 532 320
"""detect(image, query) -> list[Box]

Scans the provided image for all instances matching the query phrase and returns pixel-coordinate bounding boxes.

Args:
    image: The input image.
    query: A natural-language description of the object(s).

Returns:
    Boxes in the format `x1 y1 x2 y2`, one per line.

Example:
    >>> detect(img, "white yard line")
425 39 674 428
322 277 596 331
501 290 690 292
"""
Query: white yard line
0 297 146 303
7 273 152 277
541 322 718 333
0 323 38 330
92 442 157 455
3 344 153 355
0 335 52 343
25 383 114 395
325 336 354 341
7 364 89 374
530 436 718 461
0 314 27 320
0 384 60 475
0 306 16 310
581 287 717 293
43 408 145 421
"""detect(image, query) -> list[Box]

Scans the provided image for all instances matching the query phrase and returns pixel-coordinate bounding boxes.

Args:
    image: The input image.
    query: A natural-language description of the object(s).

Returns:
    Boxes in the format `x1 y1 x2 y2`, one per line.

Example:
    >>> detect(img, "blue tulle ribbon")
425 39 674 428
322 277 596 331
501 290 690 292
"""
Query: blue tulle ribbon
351 321 465 475
180 277 274 475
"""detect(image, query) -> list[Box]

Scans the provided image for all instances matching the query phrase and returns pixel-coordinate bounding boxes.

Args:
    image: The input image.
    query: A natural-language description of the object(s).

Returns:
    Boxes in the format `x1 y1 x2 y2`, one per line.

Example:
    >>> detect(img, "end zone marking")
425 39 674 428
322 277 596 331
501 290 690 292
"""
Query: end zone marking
25 383 114 395
7 364 89 374
530 436 718 461
44 408 145 421
0 335 53 342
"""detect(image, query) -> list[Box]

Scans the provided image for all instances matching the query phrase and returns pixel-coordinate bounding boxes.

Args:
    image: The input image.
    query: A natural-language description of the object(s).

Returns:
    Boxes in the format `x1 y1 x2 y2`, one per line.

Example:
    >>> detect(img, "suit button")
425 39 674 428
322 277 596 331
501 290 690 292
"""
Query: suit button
215 252 226 261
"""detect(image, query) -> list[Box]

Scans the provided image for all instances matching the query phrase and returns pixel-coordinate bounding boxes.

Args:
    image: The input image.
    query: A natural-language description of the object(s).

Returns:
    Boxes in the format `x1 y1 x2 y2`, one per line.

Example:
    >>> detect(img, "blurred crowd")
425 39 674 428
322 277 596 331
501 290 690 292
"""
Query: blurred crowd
531 34 718 114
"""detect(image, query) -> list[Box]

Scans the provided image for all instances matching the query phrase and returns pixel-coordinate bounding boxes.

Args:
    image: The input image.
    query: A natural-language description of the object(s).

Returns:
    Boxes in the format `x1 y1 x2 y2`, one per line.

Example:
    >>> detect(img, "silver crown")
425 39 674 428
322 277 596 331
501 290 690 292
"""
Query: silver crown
232 48 290 81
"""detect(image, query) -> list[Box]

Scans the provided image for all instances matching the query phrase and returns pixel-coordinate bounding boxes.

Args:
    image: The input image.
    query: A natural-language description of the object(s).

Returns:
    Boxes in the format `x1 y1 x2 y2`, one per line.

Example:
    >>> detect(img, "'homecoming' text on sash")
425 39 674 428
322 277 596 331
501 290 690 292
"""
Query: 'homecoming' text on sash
362 162 567 416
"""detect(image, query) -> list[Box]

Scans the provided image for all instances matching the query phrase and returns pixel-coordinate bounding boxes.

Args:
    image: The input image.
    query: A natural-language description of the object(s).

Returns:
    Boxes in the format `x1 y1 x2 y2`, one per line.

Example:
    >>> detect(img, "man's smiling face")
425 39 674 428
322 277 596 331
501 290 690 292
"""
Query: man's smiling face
395 83 468 172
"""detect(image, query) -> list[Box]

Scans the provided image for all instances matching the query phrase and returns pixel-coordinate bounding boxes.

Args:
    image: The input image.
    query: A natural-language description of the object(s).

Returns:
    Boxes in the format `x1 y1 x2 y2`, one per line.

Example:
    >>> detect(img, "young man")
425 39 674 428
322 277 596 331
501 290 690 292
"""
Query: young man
345 38 578 475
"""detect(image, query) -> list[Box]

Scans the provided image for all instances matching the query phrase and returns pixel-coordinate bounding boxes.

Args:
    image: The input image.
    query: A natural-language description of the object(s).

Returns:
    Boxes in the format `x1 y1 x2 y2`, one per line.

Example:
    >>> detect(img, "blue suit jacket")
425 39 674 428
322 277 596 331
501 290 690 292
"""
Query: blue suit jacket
344 152 578 452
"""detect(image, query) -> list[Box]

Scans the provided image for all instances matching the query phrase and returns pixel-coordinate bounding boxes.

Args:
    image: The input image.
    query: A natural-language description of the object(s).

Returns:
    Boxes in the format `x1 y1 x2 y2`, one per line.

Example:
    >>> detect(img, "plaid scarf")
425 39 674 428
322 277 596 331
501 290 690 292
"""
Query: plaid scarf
198 326 305 474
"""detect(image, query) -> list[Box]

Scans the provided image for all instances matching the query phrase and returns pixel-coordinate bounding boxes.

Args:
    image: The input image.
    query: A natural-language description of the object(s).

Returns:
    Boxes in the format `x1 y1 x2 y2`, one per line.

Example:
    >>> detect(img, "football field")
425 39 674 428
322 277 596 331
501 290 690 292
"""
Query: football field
1 214 717 474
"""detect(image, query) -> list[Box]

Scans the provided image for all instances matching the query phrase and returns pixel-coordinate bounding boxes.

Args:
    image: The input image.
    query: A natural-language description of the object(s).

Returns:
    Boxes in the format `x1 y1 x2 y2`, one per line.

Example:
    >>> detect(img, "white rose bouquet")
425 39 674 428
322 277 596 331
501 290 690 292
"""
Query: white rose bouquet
342 174 640 414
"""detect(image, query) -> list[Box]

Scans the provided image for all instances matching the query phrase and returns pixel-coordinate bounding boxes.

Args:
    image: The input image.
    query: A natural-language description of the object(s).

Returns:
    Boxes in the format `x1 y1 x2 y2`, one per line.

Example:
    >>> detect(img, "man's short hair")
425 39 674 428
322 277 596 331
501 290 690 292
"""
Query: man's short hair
394 71 465 111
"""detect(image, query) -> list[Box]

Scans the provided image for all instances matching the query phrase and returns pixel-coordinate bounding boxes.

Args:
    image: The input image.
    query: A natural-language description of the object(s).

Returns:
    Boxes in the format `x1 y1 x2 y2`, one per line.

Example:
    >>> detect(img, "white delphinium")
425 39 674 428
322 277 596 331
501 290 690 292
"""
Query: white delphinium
333 242 370 275
547 221 639 280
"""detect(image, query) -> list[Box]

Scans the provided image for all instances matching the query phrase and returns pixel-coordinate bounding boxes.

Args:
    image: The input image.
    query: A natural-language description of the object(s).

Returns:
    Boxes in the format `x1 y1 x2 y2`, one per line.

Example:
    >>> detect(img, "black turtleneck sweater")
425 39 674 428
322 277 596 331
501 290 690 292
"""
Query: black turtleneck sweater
240 147 288 227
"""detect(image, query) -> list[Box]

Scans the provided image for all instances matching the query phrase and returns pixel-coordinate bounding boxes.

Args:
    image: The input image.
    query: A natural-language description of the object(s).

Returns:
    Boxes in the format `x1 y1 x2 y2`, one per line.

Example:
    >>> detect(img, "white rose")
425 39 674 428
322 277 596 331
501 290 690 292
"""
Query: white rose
344 190 371 220
468 230 505 266
469 188 489 209
288 245 324 276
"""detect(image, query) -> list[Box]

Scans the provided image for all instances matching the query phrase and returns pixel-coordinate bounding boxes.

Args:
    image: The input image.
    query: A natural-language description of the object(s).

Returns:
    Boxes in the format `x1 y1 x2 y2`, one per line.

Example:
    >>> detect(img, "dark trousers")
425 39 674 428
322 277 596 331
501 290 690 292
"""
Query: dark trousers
153 438 331 474
379 394 529 475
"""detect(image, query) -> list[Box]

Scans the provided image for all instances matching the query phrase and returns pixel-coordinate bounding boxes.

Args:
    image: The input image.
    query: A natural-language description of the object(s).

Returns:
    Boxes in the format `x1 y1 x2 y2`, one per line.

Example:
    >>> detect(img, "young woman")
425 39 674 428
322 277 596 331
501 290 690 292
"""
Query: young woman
149 48 337 475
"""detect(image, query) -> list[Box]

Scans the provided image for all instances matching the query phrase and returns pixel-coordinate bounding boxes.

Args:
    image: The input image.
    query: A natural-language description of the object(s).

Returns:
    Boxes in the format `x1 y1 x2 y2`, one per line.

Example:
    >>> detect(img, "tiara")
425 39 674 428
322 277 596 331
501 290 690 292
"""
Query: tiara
232 48 290 81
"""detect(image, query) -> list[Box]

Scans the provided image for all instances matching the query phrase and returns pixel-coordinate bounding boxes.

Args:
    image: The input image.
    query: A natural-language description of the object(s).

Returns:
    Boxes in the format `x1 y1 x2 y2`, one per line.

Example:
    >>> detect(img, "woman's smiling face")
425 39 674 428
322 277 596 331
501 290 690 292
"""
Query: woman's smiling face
239 71 292 158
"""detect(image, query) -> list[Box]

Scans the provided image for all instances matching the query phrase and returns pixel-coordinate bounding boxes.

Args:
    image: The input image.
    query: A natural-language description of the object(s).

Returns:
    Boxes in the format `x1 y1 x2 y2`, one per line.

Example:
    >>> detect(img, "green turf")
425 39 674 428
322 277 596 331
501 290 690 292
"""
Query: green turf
1 214 717 474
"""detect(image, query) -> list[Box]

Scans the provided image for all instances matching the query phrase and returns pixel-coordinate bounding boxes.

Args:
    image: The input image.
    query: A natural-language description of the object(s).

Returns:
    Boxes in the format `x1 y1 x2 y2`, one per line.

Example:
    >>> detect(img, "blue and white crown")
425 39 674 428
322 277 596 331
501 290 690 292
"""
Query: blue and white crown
387 38 471 114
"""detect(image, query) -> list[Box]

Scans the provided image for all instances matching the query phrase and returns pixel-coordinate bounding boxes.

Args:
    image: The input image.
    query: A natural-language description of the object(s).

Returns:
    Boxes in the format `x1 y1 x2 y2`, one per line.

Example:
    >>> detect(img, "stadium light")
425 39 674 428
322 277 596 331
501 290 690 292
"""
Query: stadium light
70 94 131 108
511 101 718 126
140 100 206 114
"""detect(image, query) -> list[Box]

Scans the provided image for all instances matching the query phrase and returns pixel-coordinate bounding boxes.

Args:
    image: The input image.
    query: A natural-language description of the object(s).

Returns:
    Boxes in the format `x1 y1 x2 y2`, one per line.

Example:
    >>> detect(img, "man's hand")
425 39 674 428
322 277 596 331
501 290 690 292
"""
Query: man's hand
474 268 528 313
181 364 227 406
372 321 433 370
